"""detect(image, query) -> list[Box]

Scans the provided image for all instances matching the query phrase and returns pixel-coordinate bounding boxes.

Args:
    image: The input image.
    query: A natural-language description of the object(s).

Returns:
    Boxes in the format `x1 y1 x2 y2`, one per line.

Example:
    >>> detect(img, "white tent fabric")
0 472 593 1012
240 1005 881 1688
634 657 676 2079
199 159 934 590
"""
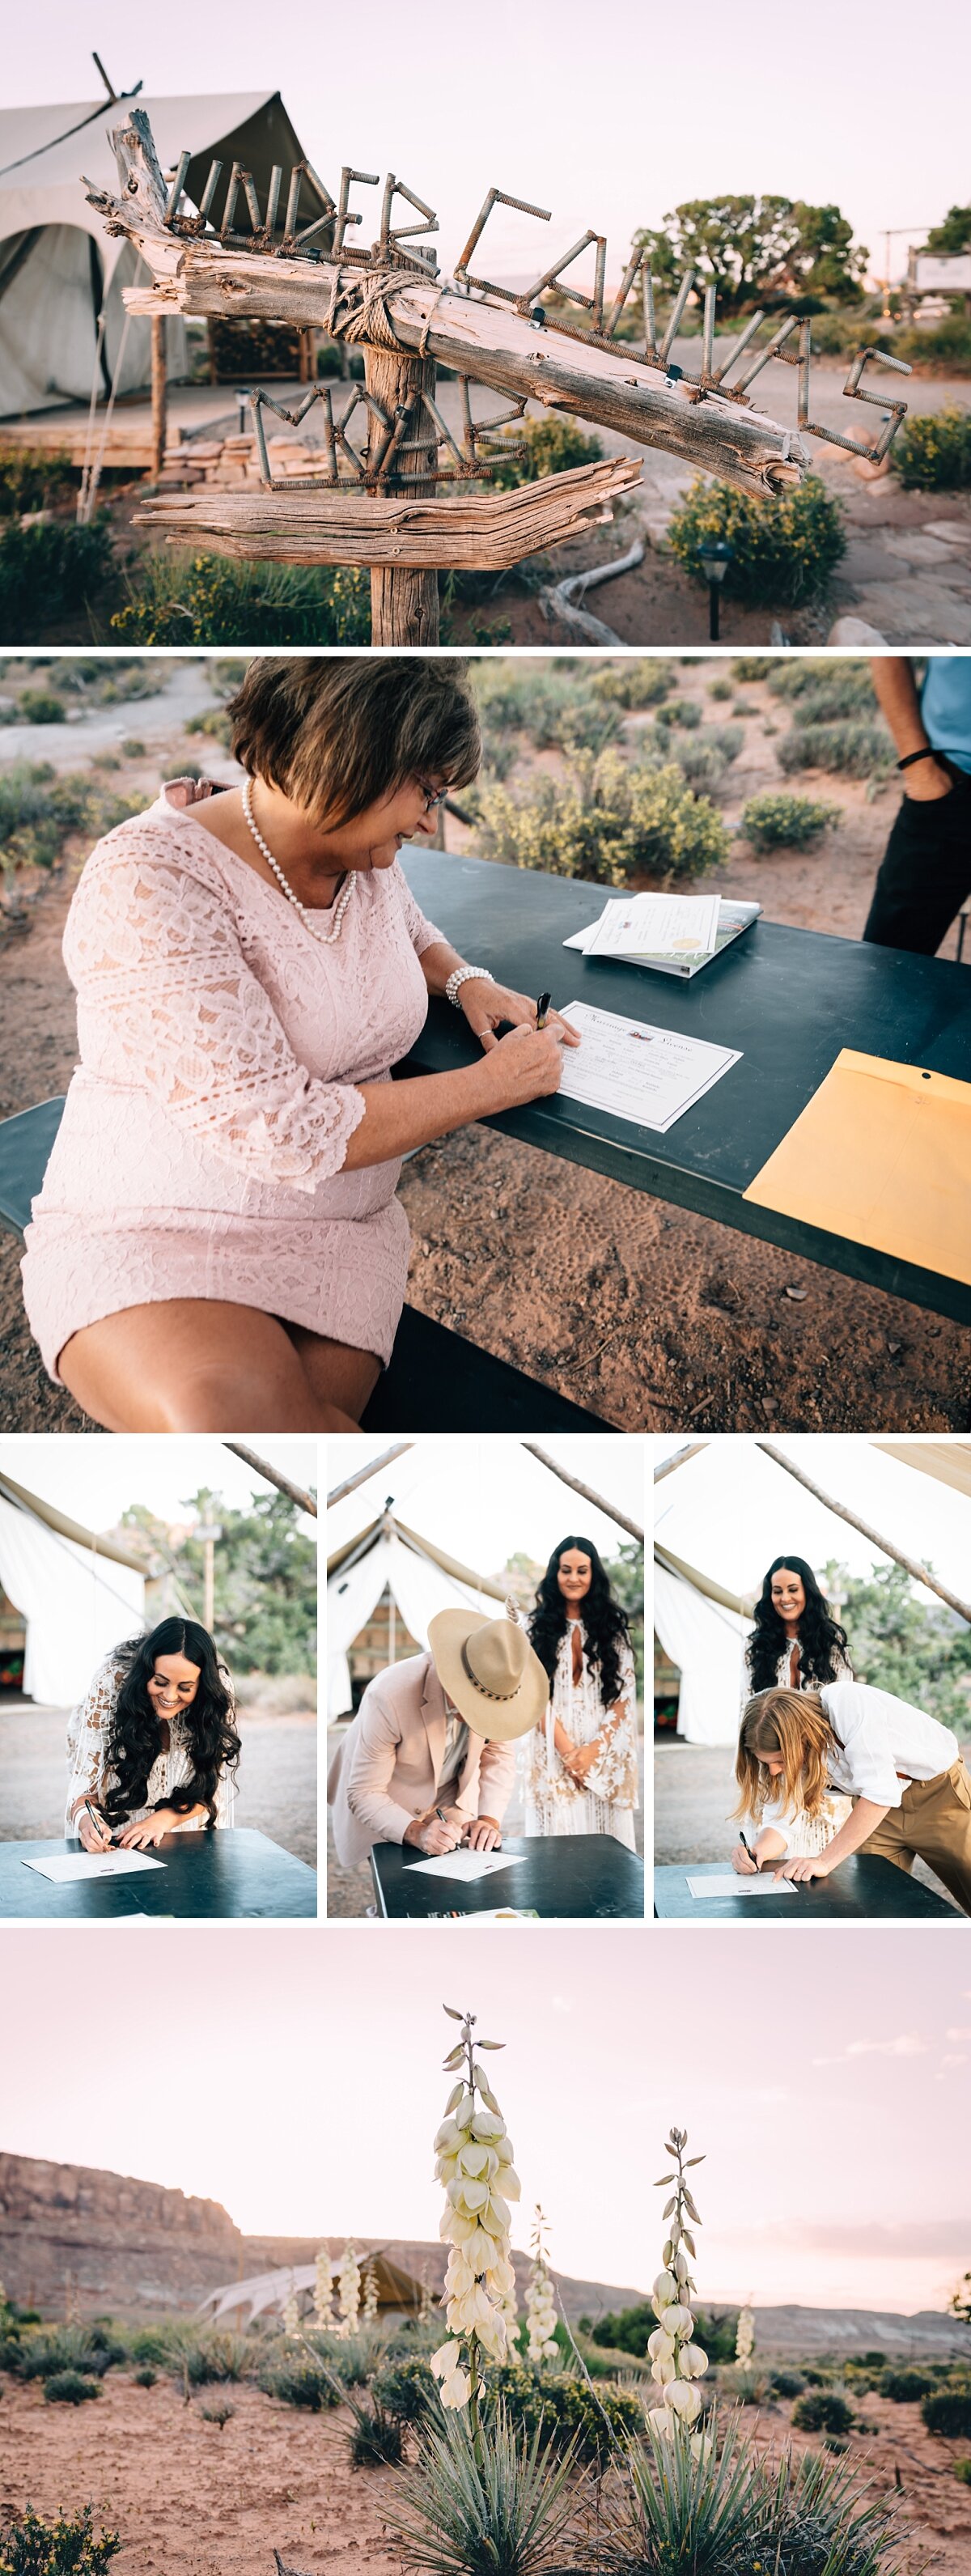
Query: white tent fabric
654 1561 752 1746
0 91 307 416
327 1527 507 1718
0 1493 144 1705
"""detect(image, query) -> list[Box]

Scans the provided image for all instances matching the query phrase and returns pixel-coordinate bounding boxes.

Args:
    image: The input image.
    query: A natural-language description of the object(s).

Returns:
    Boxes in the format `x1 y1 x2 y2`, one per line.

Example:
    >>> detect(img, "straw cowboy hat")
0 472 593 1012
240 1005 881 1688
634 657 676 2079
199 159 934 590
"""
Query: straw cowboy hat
427 1602 548 1742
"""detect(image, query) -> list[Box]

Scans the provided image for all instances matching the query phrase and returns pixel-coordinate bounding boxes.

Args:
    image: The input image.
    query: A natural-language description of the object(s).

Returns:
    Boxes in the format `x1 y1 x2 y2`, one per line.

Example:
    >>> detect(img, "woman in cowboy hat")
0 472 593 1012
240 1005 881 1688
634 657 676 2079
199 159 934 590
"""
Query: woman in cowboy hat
328 1604 546 1870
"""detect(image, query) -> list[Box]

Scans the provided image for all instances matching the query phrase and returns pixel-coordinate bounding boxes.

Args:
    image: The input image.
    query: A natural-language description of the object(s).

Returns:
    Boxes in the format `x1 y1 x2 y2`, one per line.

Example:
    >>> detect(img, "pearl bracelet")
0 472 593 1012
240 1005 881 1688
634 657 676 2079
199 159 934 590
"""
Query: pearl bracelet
445 965 495 1008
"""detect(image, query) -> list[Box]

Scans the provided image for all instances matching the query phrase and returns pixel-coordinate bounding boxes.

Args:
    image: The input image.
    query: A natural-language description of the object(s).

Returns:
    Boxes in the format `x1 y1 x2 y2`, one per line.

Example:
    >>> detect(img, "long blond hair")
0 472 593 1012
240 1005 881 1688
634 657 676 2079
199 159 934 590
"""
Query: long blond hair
732 1687 840 1823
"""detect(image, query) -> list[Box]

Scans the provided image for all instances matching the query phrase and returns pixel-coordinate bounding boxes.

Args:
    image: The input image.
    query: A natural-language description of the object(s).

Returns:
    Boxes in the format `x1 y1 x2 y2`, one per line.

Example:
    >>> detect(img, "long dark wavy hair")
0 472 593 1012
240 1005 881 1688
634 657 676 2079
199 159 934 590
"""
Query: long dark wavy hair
103 1618 240 1825
746 1556 850 1696
528 1536 630 1712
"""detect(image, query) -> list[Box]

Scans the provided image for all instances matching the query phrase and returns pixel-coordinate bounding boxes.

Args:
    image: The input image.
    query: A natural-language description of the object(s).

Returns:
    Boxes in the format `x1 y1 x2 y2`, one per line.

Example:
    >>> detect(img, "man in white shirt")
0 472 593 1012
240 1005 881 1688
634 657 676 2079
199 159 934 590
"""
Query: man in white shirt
328 1606 547 1871
735 1677 971 1912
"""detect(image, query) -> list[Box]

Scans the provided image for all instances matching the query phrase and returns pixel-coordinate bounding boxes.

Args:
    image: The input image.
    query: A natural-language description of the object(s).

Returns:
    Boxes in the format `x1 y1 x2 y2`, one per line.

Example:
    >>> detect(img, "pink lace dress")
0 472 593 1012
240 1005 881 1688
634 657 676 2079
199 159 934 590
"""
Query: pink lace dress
21 779 442 1381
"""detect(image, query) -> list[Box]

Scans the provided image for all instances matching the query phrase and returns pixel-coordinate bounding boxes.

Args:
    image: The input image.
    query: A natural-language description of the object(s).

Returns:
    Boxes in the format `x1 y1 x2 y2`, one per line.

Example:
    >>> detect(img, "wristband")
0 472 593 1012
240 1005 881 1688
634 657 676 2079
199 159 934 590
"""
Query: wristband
897 747 940 770
445 965 495 1007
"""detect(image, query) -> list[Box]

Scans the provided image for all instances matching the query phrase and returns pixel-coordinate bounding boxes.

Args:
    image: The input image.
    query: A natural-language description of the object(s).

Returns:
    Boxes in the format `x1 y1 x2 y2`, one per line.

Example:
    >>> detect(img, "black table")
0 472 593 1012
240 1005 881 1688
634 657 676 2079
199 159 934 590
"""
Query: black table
399 848 971 1326
370 1831 644 1919
0 1827 317 1920
653 1857 960 1920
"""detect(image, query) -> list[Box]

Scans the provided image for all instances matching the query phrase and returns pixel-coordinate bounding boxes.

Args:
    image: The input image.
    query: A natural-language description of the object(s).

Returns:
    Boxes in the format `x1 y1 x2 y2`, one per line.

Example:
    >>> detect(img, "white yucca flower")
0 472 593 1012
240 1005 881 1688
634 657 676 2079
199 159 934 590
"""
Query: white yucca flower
282 2277 300 2340
313 2245 333 2330
648 2126 709 2455
525 2205 558 2365
736 2305 755 2365
430 2006 519 2420
337 2240 361 2337
362 2261 379 2327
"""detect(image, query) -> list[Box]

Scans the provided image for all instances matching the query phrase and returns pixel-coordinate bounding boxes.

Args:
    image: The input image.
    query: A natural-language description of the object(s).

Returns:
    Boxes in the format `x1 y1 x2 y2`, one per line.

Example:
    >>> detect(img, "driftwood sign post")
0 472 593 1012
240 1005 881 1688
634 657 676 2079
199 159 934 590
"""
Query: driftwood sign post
87 112 912 647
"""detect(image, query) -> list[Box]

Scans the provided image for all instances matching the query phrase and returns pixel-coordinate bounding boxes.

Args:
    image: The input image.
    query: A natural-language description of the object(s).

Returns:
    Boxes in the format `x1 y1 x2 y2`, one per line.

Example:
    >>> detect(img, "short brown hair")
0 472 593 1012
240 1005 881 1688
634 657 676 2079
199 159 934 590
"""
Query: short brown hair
227 656 481 827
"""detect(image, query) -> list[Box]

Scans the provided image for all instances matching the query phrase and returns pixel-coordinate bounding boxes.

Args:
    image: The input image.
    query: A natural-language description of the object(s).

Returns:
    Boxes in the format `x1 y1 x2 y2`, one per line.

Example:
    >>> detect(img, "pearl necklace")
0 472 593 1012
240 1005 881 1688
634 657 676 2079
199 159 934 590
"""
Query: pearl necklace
242 778 355 944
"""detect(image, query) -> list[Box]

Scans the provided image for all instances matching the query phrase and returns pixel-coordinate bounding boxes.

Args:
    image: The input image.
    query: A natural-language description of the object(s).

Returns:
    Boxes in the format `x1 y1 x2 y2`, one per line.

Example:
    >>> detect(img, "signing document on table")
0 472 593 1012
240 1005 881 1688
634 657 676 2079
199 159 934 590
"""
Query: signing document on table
557 1001 741 1133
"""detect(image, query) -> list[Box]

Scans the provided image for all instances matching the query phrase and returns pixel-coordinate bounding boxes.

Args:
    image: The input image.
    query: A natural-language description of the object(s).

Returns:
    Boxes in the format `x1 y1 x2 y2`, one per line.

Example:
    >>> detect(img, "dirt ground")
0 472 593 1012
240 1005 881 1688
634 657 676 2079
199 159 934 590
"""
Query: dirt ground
652 1736 969 1910
0 1705 317 1868
0 2370 966 2576
1 660 969 1434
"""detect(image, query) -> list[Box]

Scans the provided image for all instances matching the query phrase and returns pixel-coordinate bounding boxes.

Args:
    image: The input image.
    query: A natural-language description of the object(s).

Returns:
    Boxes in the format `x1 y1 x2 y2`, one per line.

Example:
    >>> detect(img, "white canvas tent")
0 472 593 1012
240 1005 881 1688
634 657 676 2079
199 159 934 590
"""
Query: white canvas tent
0 88 311 417
200 2246 424 2327
653 1438 971 1746
0 1469 144 1705
327 1512 506 1720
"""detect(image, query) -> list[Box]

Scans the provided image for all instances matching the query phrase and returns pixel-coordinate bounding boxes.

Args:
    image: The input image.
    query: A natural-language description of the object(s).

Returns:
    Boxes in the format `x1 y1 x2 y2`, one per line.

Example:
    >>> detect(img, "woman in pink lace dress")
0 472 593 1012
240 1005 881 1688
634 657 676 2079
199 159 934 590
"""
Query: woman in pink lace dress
22 658 577 1430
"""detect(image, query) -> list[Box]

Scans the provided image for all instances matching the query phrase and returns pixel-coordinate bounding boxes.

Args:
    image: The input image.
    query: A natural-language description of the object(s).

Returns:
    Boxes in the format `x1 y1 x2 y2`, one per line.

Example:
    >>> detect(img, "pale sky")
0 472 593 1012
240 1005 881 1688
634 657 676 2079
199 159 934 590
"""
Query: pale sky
327 1435 645 1577
3 0 966 289
2 1924 969 2317
0 1433 317 1534
652 1436 971 1605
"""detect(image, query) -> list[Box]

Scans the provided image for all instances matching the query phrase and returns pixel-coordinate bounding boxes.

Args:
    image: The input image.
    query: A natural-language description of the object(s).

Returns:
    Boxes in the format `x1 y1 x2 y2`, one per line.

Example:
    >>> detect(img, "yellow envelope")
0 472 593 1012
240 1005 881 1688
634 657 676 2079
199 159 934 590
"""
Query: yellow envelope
744 1050 971 1286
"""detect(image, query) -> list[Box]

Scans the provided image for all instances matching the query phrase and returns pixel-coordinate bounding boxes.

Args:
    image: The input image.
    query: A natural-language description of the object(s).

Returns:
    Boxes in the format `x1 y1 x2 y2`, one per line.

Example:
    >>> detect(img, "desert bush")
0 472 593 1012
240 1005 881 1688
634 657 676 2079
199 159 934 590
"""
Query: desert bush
760 2440 903 2575
345 2395 405 2468
119 737 146 758
770 2370 807 2397
778 720 893 779
707 677 734 700
893 405 971 489
258 2359 341 2410
893 320 971 372
372 2357 439 2424
880 2367 936 2401
730 657 777 681
473 662 618 755
589 659 675 707
198 2400 235 2430
604 2411 774 2576
792 2390 854 2435
767 660 875 713
18 691 66 725
133 2366 156 2387
668 474 846 605
0 520 115 645
488 413 603 489
0 766 138 884
655 697 702 730
473 749 731 886
387 2400 577 2576
922 2387 971 2438
189 706 233 744
740 791 838 848
0 448 77 518
111 550 370 646
12 2328 123 2382
485 2362 642 2468
0 2504 121 2575
676 724 744 791
955 2459 971 2484
42 2373 100 2406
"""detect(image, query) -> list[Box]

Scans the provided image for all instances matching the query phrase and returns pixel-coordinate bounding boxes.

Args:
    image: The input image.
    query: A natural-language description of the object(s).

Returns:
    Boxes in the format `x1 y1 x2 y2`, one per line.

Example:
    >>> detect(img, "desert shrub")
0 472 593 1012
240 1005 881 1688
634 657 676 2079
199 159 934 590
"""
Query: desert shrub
955 2459 971 2484
18 691 66 725
880 2367 936 2401
893 404 971 489
655 697 702 730
304 2332 376 2388
589 659 675 707
111 550 370 646
42 2373 100 2406
485 2362 642 2467
473 661 618 754
488 412 603 489
740 790 838 848
346 2397 405 2468
119 737 146 758
189 706 233 744
474 748 731 886
707 677 733 700
668 475 846 605
730 657 777 680
0 448 77 517
13 2328 123 2383
258 2359 340 2410
767 660 875 713
133 2366 156 2387
922 2388 971 2438
770 2370 807 2397
760 2440 902 2573
893 318 971 372
198 2400 235 2430
371 2357 438 2424
676 724 744 792
0 520 115 645
587 2302 739 2365
792 2390 854 2435
778 719 892 779
0 2504 120 2575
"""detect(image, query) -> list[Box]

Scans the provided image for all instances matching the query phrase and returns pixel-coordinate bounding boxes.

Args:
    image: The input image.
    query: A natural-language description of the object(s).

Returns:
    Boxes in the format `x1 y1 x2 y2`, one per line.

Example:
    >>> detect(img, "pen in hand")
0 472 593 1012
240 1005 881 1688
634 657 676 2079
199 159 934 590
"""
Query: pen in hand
536 992 551 1029
739 1831 759 1874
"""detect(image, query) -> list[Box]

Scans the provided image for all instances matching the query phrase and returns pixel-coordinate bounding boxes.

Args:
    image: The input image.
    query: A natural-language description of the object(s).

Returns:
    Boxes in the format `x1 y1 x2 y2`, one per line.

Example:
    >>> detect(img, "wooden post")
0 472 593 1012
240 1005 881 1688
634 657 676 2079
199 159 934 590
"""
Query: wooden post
151 312 167 474
363 342 439 645
755 1440 971 1625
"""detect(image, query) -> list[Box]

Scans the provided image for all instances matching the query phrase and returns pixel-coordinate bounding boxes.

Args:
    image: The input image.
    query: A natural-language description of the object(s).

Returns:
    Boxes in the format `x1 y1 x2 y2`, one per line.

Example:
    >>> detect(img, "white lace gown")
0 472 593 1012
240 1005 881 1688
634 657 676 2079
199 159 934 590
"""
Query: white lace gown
742 1640 854 1856
64 1648 236 1836
21 779 442 1383
524 1622 638 1849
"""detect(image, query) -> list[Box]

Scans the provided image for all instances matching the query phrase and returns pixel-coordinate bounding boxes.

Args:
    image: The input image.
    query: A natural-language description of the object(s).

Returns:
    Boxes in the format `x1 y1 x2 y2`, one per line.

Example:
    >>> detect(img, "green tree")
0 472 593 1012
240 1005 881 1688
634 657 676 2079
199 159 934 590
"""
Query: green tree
632 196 867 315
925 206 971 255
829 1559 971 1729
121 1487 316 1676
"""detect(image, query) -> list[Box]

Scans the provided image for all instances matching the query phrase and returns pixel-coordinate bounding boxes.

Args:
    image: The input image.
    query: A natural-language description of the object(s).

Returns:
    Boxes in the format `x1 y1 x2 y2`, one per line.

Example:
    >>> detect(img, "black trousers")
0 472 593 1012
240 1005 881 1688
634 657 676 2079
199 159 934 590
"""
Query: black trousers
863 770 971 956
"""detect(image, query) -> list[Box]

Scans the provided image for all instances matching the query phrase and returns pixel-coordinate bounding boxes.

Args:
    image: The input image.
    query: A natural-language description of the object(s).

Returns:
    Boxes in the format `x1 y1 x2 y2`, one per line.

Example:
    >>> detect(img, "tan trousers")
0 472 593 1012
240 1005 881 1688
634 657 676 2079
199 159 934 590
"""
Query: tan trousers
859 1759 971 1915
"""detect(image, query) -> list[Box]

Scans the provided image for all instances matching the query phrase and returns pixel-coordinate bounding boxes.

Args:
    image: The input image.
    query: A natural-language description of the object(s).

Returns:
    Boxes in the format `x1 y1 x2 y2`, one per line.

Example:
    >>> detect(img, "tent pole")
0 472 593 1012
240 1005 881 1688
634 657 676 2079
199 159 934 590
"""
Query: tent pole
223 1441 317 1517
327 1443 413 1505
151 313 167 476
654 1441 708 1484
756 1440 971 1625
520 1441 644 1543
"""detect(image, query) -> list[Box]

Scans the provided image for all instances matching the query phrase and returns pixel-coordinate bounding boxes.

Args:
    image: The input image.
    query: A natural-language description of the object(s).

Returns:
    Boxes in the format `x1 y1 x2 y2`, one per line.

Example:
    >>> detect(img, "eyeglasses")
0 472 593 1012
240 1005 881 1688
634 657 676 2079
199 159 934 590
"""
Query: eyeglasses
414 774 448 812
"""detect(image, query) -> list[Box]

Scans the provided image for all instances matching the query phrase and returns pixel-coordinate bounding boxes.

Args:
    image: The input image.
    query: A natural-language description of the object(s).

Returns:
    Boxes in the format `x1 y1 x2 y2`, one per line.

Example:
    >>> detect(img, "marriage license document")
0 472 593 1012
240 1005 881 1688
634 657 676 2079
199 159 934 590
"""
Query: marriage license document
557 1000 740 1133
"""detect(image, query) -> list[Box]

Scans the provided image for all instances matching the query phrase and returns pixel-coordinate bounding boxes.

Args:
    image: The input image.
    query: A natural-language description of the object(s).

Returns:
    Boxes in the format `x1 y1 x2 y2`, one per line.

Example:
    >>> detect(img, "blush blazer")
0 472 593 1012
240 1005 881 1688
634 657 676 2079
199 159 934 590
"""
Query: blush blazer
327 1649 518 1868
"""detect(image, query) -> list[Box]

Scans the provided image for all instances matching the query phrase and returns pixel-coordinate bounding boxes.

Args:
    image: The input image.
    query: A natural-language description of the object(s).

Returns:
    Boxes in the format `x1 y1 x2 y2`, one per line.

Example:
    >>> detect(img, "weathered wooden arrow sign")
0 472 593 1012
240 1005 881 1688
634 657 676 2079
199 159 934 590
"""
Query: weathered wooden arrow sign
86 111 911 643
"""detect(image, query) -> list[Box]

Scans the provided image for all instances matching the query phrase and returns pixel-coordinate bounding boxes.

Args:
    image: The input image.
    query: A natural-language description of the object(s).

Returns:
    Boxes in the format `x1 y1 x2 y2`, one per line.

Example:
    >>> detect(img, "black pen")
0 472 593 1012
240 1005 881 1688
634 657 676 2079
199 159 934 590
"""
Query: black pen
739 1831 759 1874
536 991 551 1029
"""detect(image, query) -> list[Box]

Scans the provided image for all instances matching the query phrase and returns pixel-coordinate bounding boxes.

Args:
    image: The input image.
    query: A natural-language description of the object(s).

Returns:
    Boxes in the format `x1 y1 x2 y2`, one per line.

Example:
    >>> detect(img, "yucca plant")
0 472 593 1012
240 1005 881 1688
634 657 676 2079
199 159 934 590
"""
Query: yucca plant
761 2442 908 2574
604 2408 773 2574
386 2399 579 2576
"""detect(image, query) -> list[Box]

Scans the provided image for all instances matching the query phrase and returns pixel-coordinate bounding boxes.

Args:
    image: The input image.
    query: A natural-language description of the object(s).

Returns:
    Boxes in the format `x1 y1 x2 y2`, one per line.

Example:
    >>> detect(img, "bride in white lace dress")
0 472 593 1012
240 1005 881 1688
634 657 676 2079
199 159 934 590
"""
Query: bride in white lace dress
524 1539 638 1850
66 1617 240 1851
